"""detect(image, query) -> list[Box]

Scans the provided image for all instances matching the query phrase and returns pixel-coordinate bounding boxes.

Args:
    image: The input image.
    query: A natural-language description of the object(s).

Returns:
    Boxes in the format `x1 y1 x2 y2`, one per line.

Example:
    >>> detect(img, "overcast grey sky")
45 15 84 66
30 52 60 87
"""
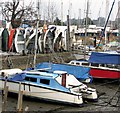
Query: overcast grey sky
1 0 120 21
41 0 119 21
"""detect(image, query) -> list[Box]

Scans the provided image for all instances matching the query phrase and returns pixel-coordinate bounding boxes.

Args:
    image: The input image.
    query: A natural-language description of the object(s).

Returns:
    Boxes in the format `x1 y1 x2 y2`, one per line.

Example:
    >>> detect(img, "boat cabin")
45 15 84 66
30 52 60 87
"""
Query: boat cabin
9 70 83 92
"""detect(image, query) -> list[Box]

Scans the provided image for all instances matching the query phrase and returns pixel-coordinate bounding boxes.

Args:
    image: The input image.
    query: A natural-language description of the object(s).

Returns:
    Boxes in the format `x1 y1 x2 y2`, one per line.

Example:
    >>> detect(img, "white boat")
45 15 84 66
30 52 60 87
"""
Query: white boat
14 29 25 53
0 69 97 105
0 68 22 77
25 29 36 53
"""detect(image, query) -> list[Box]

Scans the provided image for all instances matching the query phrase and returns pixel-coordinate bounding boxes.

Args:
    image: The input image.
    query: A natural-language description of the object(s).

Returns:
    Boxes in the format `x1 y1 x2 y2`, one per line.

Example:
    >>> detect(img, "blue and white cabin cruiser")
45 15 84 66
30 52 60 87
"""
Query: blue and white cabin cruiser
0 69 97 105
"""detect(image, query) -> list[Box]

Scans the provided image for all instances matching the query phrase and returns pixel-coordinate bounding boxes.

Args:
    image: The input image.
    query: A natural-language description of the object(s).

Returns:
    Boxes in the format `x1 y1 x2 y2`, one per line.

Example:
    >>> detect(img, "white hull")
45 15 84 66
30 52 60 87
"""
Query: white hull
14 29 25 53
38 35 43 53
0 68 22 77
0 80 83 105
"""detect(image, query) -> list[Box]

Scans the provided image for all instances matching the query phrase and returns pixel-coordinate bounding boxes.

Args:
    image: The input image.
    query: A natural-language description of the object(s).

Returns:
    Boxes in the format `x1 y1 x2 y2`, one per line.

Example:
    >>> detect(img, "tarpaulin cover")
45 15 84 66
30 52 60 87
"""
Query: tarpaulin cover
35 62 92 82
88 52 120 65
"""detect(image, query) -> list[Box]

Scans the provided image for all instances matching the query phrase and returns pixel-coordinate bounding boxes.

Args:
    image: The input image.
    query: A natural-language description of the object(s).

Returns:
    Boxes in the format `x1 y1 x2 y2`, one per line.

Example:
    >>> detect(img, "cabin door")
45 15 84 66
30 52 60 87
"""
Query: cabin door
61 73 67 87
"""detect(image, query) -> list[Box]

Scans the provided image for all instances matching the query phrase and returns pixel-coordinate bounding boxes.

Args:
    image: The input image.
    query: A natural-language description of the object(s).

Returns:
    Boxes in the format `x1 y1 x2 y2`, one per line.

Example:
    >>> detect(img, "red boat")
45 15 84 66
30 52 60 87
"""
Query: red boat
89 66 120 79
69 52 120 79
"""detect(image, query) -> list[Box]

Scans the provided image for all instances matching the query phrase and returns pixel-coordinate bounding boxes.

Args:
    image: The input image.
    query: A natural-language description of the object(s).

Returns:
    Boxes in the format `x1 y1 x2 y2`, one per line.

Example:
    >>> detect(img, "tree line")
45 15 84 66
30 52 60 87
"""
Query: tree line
1 0 119 29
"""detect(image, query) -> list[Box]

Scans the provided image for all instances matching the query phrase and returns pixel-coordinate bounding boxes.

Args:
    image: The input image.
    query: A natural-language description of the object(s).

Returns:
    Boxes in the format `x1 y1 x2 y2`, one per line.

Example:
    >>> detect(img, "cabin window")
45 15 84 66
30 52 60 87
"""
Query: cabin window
82 63 89 66
107 64 119 69
117 65 120 69
25 77 37 82
100 64 105 67
40 79 50 85
76 62 80 65
91 63 99 67
71 62 74 65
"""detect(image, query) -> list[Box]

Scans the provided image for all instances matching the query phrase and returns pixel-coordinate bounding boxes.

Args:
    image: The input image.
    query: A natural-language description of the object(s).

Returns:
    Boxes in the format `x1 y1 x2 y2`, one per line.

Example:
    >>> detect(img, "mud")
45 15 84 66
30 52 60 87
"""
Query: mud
0 52 120 112
0 79 119 113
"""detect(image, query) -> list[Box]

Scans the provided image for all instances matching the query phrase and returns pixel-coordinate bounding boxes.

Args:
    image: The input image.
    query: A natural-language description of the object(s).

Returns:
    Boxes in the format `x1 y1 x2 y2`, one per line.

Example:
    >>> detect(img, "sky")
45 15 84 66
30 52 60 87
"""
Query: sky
27 0 120 21
0 0 120 21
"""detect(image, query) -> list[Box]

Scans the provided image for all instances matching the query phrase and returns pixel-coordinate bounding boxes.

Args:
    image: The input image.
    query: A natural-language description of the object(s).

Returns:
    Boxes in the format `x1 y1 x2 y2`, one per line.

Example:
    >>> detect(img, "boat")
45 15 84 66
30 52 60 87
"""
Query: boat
0 69 97 105
8 29 16 51
69 52 120 79
25 28 42 54
14 29 25 53
33 62 92 83
88 52 120 79
1 28 9 51
43 25 67 52
0 68 22 77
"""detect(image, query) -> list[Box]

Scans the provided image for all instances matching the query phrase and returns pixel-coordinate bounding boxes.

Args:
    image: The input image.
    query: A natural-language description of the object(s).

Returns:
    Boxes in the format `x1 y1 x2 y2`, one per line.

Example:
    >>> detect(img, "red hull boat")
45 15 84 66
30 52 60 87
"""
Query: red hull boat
90 68 120 79
69 52 120 79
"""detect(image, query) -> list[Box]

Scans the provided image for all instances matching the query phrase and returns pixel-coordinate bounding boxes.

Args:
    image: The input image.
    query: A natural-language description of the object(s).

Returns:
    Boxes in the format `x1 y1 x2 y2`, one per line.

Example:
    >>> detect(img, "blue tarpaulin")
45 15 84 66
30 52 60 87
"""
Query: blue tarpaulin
88 52 120 65
35 62 92 82
8 73 26 81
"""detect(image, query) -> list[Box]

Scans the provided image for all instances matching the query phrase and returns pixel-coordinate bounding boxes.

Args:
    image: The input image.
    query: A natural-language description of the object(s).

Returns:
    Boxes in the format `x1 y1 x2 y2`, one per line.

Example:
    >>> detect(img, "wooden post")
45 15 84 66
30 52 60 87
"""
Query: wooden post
17 83 23 112
2 79 8 111
67 15 70 51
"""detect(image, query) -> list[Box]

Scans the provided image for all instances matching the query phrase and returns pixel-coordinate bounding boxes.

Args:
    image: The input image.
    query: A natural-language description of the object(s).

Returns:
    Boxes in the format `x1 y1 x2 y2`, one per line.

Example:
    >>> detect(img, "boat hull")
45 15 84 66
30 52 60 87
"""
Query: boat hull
14 29 25 53
90 68 120 79
1 28 9 51
0 80 83 105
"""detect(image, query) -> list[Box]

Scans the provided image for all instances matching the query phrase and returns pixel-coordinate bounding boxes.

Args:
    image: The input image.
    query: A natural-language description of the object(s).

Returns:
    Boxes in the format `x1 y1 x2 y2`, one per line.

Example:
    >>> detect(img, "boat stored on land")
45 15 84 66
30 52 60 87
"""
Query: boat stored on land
69 52 120 79
0 69 97 105
34 62 92 83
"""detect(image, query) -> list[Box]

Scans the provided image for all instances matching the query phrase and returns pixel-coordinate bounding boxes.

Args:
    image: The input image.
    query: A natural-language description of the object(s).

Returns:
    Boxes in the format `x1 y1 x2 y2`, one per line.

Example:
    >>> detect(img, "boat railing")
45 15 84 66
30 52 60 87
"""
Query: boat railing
69 60 120 71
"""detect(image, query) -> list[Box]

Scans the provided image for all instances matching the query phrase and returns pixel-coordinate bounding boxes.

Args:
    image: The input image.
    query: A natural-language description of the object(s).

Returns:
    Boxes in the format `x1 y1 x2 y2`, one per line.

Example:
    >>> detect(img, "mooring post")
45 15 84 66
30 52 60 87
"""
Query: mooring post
2 79 8 111
17 82 23 112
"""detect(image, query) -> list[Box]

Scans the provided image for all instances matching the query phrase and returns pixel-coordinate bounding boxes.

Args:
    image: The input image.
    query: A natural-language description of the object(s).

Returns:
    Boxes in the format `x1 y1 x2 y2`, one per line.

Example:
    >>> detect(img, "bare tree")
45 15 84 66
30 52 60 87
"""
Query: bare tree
2 0 37 28
50 2 58 23
43 1 58 24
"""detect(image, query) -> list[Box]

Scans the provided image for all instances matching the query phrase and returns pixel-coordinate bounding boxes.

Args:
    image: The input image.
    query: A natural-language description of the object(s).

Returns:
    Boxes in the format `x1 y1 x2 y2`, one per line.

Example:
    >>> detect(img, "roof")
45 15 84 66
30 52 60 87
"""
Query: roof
35 62 92 81
25 70 59 79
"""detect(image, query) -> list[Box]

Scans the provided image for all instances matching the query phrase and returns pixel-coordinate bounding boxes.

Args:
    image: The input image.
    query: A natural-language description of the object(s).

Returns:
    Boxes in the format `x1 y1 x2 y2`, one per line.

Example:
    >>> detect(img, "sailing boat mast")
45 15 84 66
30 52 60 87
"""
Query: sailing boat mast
105 0 109 45
33 0 40 68
118 1 120 36
61 0 63 26
84 0 89 59
78 9 81 28
96 0 116 49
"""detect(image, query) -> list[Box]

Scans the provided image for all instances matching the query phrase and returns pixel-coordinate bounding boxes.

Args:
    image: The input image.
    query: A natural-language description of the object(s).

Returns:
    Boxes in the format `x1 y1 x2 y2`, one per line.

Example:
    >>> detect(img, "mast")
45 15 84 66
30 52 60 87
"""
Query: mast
48 0 50 23
33 0 40 68
96 0 116 49
84 0 89 59
105 0 109 45
68 0 72 25
78 9 81 28
118 1 120 36
61 0 63 26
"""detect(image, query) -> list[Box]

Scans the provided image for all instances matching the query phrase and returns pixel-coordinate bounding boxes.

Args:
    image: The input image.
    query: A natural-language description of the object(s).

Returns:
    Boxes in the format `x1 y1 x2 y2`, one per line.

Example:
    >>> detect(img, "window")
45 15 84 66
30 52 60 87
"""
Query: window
82 63 89 66
76 62 80 65
91 63 99 67
25 77 37 82
107 64 119 69
100 64 105 67
70 62 74 65
40 79 50 85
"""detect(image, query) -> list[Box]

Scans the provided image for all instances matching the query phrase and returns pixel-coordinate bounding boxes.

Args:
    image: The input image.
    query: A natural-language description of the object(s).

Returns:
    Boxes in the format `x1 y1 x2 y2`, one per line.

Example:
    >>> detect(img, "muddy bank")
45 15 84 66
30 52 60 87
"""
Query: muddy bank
1 52 77 69
0 79 119 112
